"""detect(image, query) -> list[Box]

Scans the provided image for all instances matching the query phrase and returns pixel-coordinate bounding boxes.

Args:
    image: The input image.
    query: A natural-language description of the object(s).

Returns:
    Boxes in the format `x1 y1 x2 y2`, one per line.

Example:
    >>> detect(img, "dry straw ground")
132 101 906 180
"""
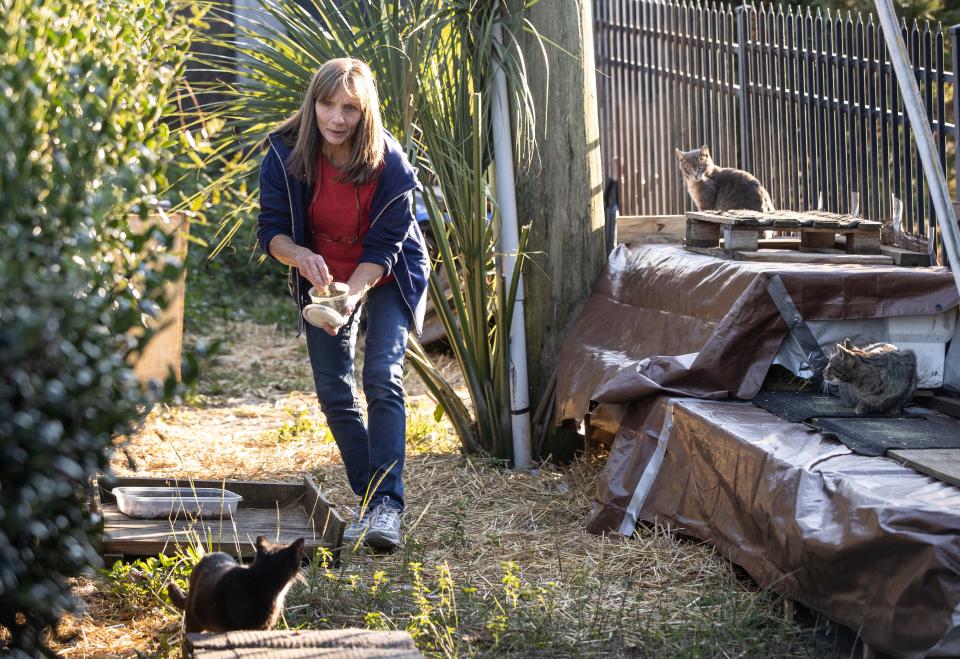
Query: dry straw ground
47 316 836 657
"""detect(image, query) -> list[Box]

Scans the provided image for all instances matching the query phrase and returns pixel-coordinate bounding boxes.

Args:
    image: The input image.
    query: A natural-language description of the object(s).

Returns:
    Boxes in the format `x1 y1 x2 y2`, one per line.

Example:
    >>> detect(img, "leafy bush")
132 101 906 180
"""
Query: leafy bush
0 0 197 652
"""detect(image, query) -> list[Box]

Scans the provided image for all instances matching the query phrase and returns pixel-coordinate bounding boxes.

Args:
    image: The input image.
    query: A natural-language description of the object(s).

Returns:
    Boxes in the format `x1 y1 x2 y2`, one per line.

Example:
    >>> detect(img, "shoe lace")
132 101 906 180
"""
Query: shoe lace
370 503 396 528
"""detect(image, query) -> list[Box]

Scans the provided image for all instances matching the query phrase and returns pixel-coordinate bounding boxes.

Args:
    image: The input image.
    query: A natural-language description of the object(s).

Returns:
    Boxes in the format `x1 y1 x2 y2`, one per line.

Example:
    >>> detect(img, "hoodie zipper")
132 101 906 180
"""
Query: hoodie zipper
269 137 304 332
369 184 420 327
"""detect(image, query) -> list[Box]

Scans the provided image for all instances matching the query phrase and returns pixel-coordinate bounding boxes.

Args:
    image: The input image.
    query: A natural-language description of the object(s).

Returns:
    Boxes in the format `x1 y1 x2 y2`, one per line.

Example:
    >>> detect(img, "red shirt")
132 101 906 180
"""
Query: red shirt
309 154 393 286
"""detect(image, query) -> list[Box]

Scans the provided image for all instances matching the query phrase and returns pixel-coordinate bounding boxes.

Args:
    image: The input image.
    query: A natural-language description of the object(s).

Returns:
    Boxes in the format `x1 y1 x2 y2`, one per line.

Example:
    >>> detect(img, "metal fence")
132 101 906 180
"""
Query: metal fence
594 0 960 245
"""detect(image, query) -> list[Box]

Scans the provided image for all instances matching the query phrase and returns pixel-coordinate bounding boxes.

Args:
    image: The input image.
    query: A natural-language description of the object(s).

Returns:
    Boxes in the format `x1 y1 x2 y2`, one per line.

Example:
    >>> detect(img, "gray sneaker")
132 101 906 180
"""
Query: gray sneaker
342 512 370 546
364 502 402 550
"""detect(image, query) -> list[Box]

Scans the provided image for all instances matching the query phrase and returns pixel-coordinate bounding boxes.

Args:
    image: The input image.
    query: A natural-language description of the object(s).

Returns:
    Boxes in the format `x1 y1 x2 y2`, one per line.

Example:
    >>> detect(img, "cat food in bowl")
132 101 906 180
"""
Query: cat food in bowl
113 486 243 519
307 282 350 316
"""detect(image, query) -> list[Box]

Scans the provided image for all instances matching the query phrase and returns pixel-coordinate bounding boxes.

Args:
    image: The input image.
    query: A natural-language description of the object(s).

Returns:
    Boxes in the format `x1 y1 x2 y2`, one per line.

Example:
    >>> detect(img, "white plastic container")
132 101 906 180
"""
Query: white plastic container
773 309 957 388
113 487 242 519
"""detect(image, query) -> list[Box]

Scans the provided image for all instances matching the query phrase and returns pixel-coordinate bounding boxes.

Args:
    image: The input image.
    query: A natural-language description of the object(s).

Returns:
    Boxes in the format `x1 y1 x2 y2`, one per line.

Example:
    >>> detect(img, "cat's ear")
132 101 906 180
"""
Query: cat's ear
675 148 684 161
255 535 270 555
699 145 710 156
289 537 305 557
841 338 854 349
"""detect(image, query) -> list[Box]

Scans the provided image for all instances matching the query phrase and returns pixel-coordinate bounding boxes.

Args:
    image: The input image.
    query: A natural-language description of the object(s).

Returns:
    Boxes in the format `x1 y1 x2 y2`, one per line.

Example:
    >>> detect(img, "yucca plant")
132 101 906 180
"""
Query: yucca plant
181 0 543 460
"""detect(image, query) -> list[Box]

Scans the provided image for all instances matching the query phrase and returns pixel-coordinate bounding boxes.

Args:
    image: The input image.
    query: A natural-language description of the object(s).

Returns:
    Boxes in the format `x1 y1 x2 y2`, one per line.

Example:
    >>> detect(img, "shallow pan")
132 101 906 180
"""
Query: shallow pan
113 486 243 519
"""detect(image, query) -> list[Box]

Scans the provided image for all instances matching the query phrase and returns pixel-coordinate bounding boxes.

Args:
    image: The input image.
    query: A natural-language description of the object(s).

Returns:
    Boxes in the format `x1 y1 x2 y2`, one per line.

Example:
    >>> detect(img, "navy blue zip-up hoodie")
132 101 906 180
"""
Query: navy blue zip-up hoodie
257 131 430 336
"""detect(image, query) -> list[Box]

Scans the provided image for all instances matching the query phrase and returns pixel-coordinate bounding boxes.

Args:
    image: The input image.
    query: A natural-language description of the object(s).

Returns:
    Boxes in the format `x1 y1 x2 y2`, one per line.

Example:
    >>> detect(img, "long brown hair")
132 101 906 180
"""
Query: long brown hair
271 58 384 186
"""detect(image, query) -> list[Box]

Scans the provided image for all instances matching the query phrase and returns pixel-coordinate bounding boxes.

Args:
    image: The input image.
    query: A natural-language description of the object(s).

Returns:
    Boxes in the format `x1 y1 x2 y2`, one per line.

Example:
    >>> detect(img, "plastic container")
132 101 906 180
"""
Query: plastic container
308 282 350 315
113 486 243 519
772 309 957 388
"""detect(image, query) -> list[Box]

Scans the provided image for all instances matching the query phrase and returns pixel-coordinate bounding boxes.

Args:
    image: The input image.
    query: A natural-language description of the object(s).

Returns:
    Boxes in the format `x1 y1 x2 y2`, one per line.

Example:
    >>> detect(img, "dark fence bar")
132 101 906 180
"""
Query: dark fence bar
594 0 960 256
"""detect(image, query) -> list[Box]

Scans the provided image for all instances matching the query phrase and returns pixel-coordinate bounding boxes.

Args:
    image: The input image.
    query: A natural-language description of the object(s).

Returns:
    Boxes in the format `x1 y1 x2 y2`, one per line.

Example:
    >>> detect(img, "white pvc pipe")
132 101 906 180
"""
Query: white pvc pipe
491 22 532 469
874 0 960 296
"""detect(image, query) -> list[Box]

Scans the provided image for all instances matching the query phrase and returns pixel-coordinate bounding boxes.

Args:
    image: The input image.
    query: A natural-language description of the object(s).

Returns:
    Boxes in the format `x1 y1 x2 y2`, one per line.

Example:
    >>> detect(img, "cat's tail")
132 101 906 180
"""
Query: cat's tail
167 583 188 610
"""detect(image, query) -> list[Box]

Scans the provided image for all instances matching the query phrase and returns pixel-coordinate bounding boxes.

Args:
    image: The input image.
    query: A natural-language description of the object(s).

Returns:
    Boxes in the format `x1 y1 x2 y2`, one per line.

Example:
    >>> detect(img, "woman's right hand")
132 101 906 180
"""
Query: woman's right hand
295 251 332 290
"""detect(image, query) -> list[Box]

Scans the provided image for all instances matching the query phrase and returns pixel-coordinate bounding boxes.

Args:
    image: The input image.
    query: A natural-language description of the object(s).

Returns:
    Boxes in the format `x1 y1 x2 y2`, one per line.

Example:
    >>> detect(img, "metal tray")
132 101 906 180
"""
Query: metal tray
112 486 242 519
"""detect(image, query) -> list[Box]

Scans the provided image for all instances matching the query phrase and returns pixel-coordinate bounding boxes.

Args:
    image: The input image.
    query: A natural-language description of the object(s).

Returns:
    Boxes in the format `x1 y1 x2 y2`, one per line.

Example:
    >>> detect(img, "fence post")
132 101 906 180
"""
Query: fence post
951 24 960 205
736 4 752 171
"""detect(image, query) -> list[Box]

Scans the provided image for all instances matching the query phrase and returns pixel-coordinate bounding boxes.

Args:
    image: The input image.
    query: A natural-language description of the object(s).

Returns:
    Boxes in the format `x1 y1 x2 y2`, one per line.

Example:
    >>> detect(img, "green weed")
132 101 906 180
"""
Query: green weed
271 405 330 443
406 405 452 453
103 546 203 613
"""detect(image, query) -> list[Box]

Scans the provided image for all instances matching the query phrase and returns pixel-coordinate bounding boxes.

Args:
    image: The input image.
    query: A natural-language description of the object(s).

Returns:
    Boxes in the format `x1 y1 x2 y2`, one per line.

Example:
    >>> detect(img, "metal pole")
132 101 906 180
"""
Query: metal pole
874 0 960 295
736 5 752 171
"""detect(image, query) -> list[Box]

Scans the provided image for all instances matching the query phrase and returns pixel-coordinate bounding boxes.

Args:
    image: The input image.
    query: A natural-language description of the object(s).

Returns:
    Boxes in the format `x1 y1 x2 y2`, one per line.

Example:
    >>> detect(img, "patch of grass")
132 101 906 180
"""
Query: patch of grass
407 404 454 453
278 525 832 659
269 404 334 444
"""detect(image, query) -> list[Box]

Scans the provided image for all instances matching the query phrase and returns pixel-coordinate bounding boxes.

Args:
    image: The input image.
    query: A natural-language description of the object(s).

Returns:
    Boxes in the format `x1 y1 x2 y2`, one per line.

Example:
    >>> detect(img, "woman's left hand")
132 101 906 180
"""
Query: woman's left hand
321 263 384 335
320 291 362 336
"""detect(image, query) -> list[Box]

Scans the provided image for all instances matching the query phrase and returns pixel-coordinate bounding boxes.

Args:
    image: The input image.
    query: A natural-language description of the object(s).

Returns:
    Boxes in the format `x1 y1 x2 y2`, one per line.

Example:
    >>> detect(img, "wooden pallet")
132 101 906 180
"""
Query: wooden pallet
685 209 883 255
91 475 345 560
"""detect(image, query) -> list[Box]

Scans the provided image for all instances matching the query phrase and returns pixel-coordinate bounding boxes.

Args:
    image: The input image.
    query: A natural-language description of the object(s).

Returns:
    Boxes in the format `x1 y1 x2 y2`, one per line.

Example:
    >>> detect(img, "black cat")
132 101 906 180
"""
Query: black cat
168 536 305 634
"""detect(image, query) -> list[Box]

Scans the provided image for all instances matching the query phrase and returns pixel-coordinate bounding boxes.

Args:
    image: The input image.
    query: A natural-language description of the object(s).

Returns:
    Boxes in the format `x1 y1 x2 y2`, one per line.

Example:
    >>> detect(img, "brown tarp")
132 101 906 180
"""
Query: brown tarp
557 244 960 657
590 397 960 657
557 244 960 422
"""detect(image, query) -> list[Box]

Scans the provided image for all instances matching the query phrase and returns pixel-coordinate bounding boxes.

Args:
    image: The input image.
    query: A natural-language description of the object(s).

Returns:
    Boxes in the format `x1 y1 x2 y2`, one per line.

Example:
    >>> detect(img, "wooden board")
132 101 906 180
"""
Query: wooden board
617 214 686 244
94 476 344 558
732 249 894 265
127 212 189 383
686 209 881 230
888 449 960 487
880 245 933 267
924 394 960 419
186 629 421 658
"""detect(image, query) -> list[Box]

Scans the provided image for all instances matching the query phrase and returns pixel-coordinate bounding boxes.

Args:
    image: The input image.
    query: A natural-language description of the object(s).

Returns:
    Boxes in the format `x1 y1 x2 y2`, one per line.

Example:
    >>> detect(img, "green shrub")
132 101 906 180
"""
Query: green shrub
0 0 197 652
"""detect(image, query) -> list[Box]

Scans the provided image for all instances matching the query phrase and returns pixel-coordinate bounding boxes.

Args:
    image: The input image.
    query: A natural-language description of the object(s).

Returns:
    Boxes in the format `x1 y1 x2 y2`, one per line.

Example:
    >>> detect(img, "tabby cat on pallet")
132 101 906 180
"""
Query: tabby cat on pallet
675 145 775 212
822 339 918 415
168 536 305 634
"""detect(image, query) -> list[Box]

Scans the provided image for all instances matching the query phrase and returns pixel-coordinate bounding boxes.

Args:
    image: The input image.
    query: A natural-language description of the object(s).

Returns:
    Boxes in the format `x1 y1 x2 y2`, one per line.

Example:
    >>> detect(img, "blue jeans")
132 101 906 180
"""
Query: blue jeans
306 283 410 512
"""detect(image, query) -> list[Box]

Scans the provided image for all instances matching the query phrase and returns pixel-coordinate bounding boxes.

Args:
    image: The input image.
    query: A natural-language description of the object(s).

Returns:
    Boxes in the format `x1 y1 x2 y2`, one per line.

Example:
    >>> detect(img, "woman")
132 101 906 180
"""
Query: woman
257 58 429 550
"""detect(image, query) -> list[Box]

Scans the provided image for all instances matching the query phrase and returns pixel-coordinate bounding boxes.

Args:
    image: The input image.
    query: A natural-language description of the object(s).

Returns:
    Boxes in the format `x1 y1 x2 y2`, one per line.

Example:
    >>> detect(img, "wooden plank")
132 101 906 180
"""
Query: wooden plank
879 245 933 266
684 246 730 259
732 250 893 265
722 226 760 252
617 215 686 243
303 474 345 550
686 211 771 226
888 449 960 487
844 230 882 254
186 629 421 657
685 217 722 247
800 231 837 249
100 506 320 557
924 394 960 419
127 212 189 383
98 476 305 508
758 237 802 249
